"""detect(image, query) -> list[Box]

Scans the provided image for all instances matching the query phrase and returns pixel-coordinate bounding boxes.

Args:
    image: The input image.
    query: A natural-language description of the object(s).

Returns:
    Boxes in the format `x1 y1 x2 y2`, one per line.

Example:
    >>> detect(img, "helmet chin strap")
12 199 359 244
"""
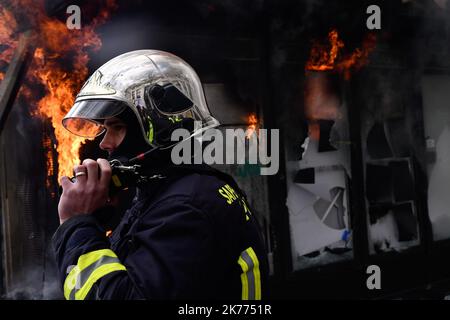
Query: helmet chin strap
107 129 169 175
107 106 196 178
104 116 197 193
107 133 149 163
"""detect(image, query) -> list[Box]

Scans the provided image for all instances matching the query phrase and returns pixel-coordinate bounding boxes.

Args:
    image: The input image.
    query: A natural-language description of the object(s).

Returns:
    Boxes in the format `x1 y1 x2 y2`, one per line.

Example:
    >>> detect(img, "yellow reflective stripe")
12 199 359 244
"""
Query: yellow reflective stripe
246 247 261 300
237 256 249 300
75 262 126 300
237 247 261 300
64 267 78 299
78 249 119 271
63 249 123 300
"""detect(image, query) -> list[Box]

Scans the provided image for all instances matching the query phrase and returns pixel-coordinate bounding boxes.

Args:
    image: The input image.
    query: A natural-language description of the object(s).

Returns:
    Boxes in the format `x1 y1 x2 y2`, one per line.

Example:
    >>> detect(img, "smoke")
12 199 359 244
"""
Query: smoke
2 267 61 300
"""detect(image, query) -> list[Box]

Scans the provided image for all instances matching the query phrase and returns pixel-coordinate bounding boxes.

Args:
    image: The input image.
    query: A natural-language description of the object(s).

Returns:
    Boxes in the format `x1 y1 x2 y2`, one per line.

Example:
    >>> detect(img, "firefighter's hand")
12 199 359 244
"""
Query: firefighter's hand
58 158 112 225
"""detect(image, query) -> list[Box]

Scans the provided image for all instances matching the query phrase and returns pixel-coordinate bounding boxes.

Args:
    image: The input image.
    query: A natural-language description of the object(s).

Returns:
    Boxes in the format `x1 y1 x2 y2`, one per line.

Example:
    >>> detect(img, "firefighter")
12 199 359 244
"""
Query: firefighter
52 50 269 300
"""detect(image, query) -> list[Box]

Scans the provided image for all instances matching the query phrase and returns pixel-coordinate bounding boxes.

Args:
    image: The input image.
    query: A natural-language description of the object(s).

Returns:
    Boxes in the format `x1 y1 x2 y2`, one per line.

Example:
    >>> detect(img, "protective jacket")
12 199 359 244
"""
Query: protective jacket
52 165 269 300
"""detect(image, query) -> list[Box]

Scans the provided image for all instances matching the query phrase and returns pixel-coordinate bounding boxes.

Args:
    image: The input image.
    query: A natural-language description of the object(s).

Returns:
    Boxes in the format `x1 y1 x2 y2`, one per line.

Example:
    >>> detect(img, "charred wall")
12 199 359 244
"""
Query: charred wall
0 95 60 299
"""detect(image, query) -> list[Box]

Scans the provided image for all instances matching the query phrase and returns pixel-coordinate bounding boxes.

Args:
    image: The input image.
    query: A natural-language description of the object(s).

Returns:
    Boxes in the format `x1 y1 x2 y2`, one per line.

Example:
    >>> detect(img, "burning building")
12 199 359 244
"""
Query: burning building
1 0 450 300
0 0 118 298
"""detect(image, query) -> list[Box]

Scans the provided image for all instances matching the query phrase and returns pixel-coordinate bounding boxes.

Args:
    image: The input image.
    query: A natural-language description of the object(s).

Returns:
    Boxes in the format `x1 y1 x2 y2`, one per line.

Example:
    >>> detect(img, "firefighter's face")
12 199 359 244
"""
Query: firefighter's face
99 117 127 155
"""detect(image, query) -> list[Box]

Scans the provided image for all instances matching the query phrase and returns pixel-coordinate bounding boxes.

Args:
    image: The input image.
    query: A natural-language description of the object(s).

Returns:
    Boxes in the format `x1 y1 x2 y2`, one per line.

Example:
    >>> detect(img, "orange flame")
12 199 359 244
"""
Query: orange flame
0 6 18 62
246 113 258 139
43 134 56 197
0 0 117 182
306 29 376 80
306 30 343 72
0 6 18 82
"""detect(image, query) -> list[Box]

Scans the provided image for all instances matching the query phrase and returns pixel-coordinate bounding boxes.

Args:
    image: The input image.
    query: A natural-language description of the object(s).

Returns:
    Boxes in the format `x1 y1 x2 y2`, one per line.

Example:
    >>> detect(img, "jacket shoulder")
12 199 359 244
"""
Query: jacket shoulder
152 172 244 219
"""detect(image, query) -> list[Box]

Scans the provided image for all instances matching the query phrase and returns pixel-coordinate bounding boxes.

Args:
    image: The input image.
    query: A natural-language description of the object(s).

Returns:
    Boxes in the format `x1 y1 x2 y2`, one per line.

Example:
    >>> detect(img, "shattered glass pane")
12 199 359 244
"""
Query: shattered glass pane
363 104 421 253
286 74 353 270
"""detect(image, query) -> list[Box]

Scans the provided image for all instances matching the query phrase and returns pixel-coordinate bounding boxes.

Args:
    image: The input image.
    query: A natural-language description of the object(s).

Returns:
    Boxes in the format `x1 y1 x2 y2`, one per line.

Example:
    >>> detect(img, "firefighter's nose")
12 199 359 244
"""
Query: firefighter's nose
99 131 116 154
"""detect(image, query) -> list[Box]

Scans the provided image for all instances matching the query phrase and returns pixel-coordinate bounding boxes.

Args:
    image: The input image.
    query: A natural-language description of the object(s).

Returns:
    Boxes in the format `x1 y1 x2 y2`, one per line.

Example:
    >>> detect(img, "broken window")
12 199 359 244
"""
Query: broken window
286 72 353 271
359 70 422 254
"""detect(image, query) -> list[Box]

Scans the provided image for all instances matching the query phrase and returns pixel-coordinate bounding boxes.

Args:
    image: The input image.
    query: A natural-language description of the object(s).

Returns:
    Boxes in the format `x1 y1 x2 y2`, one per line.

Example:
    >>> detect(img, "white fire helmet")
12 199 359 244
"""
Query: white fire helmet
62 50 220 148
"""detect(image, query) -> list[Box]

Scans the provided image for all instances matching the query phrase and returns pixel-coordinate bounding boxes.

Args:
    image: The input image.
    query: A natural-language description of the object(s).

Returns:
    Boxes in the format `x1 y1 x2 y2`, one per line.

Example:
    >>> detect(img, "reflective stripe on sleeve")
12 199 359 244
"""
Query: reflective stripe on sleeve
64 249 126 300
237 247 261 300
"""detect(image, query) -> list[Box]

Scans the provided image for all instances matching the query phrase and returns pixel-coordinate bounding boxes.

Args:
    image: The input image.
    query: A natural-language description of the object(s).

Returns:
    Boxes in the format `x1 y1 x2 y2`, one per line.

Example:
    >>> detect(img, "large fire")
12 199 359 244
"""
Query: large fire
0 0 117 186
306 29 376 80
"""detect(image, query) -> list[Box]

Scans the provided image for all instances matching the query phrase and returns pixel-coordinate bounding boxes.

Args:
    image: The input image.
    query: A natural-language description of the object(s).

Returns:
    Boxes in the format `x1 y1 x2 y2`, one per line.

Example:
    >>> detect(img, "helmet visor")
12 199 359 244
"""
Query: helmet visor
62 99 127 138
62 118 105 138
